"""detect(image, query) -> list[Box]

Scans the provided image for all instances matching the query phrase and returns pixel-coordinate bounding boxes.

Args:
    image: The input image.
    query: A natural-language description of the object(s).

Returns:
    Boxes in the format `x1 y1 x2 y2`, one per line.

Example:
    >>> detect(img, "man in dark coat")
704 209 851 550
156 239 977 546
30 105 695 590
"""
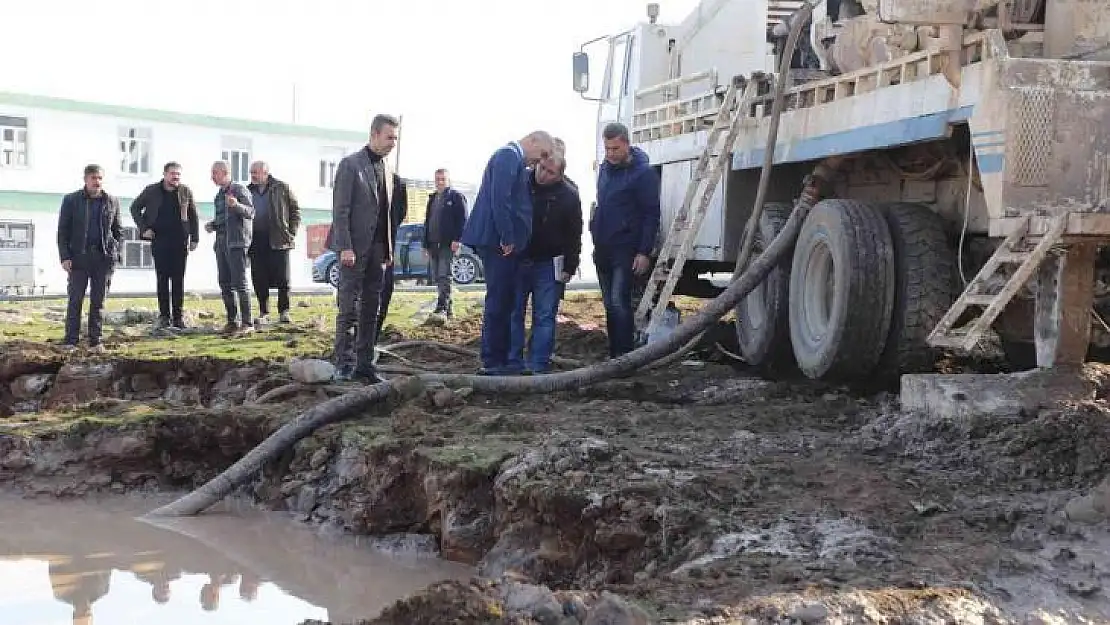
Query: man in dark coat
129 161 199 329
508 154 582 374
422 167 467 317
247 160 302 326
57 164 123 351
330 113 400 383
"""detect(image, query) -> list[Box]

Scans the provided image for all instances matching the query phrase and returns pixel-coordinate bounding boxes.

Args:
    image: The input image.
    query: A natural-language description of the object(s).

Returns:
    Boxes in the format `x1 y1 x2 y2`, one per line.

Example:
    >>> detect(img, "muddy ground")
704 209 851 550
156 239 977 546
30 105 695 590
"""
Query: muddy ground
3 292 1110 624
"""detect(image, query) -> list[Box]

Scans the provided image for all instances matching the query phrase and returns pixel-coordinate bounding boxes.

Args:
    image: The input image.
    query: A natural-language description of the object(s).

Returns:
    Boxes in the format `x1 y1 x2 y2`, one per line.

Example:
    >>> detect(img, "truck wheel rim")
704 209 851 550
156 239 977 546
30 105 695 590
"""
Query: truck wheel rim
801 239 835 344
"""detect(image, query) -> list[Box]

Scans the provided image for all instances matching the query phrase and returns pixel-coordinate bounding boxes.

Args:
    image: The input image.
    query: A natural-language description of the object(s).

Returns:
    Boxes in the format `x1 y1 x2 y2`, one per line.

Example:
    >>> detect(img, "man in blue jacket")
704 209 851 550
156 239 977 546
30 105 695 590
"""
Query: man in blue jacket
591 122 661 358
422 168 467 318
461 130 556 375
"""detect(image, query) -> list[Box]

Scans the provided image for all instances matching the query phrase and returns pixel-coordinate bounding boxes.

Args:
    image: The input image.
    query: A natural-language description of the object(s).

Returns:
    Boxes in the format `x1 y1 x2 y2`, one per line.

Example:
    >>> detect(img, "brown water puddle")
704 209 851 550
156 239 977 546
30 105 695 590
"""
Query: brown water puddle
0 495 472 624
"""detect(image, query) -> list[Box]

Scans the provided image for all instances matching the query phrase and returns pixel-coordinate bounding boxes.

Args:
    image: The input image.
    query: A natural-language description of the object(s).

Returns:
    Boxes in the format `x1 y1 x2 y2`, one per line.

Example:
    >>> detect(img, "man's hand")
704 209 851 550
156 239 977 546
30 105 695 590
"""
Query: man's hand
384 253 394 267
633 253 651 275
204 221 216 233
340 249 356 267
226 194 239 209
450 241 460 253
500 243 514 256
189 241 198 252
141 229 155 240
61 260 72 273
560 272 573 283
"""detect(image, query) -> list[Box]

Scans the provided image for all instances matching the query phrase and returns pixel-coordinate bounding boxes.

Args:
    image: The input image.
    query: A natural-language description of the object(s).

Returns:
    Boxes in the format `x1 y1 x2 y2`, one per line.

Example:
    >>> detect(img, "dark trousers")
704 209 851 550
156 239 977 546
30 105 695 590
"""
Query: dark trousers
375 266 395 345
509 257 561 373
215 243 251 325
594 245 636 358
64 250 113 345
476 246 521 371
249 242 291 316
334 241 387 374
152 242 188 322
427 243 454 312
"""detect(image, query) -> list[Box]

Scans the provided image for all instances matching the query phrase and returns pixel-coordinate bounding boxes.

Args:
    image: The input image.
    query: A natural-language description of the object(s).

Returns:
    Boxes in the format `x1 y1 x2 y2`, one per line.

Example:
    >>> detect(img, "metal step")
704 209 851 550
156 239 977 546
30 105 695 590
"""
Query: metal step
926 213 1068 351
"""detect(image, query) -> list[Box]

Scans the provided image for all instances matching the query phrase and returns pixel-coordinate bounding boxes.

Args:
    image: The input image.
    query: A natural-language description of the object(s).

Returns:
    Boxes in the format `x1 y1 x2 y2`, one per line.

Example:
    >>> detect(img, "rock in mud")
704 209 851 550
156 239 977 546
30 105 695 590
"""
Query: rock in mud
289 359 335 384
1065 476 1110 524
10 373 53 399
790 603 829 623
583 592 651 625
45 362 115 407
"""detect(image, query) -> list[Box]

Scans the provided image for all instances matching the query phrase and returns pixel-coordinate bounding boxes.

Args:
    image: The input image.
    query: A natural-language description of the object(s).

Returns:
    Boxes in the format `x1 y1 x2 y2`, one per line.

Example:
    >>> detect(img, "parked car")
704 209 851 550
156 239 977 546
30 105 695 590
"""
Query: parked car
311 223 484 288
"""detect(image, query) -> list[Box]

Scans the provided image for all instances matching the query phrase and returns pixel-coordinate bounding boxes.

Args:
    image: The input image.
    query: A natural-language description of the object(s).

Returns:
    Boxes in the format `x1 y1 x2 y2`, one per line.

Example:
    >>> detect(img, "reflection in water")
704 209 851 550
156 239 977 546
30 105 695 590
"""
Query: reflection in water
0 496 472 624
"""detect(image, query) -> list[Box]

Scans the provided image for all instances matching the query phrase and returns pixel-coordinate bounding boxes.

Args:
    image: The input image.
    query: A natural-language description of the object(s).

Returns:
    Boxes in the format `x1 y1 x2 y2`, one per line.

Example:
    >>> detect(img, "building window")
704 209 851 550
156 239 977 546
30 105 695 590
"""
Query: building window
0 116 29 168
120 226 154 270
220 136 252 184
318 147 345 188
119 126 152 175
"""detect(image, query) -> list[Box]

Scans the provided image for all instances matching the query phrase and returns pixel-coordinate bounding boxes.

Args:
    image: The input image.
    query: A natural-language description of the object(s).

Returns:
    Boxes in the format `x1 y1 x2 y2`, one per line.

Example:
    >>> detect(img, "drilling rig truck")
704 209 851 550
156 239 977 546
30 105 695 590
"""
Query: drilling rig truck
572 0 1110 385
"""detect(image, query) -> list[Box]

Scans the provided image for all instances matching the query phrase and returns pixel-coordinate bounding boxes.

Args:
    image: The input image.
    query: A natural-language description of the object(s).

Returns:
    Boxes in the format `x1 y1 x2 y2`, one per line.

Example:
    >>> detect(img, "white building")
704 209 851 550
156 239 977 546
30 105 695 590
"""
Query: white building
0 90 418 295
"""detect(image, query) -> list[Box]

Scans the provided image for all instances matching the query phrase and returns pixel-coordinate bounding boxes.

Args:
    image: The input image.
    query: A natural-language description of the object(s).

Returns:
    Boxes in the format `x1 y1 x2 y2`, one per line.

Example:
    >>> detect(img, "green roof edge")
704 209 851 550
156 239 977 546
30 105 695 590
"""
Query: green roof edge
0 91 366 142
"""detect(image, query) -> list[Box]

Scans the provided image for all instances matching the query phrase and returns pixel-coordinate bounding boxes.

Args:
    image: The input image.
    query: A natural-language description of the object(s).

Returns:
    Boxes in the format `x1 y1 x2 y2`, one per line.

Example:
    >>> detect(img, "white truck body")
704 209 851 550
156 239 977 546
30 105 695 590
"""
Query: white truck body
576 0 1110 379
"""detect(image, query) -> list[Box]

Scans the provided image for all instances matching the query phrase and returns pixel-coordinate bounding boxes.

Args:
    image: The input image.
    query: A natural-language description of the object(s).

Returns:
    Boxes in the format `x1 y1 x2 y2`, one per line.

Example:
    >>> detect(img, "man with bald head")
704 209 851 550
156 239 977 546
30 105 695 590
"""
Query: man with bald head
247 161 301 326
461 130 556 375
205 160 255 334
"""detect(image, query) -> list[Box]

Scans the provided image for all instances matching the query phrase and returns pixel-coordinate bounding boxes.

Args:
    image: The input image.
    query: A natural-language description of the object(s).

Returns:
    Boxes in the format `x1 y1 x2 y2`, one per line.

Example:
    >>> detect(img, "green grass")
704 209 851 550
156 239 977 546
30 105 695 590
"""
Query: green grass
0 291 485 362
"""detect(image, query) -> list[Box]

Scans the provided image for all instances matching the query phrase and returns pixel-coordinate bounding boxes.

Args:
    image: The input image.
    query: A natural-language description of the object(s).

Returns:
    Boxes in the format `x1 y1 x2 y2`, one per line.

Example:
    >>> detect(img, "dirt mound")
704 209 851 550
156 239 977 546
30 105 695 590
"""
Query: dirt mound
864 399 1110 492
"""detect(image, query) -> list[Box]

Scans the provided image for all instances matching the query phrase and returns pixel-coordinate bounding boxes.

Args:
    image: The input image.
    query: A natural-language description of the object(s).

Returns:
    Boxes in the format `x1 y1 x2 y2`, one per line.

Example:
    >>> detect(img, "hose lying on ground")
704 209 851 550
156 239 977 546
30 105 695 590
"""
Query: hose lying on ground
147 170 830 518
146 2 820 518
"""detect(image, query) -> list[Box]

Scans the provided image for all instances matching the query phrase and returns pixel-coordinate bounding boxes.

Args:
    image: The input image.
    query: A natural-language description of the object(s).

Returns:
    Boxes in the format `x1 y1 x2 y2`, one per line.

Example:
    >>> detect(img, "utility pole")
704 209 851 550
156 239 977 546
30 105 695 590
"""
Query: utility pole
393 113 404 175
291 83 298 124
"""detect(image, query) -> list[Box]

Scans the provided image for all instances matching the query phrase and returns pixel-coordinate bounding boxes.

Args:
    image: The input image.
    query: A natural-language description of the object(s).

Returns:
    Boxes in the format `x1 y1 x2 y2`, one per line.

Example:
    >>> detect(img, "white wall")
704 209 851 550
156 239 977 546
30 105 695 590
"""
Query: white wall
0 104 362 204
5 209 324 295
0 102 369 294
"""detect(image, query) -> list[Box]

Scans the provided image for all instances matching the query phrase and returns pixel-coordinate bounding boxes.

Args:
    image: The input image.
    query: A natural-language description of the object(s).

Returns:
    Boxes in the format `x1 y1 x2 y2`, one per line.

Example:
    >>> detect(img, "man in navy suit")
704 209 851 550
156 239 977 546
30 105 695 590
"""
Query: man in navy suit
460 131 556 375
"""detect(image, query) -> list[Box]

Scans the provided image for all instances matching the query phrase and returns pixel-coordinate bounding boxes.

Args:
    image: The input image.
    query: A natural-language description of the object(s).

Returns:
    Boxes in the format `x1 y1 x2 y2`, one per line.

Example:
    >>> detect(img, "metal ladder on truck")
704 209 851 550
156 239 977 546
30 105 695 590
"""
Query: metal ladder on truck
926 213 1068 351
635 77 758 341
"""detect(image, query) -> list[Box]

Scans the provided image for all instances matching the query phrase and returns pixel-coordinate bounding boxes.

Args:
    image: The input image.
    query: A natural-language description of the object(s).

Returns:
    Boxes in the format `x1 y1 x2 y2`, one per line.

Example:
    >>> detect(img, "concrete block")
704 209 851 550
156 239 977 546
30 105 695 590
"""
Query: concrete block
899 368 1097 419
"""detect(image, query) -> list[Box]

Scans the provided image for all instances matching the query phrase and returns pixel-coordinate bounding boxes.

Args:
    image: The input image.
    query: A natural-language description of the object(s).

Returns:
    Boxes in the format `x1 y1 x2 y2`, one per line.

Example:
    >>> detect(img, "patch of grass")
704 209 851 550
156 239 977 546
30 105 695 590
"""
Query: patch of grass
7 401 167 436
419 437 524 473
0 291 488 362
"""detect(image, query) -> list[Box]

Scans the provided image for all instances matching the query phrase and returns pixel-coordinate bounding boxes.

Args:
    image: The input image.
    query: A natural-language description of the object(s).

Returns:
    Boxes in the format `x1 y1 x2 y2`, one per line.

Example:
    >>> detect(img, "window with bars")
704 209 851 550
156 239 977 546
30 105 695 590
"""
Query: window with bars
220 136 252 184
318 147 346 188
120 226 154 270
119 126 152 175
0 116 29 168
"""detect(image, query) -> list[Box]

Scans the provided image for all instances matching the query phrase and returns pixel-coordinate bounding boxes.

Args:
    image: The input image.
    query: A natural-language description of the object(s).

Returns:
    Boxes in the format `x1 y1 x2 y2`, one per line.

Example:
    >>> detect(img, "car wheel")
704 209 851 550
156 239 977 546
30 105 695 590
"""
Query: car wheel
451 254 479 285
327 262 341 288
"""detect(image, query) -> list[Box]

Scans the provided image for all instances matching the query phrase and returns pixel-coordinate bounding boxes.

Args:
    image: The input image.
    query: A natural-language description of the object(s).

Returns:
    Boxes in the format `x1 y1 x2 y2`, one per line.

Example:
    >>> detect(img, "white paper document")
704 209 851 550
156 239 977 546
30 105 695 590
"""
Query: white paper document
554 255 568 283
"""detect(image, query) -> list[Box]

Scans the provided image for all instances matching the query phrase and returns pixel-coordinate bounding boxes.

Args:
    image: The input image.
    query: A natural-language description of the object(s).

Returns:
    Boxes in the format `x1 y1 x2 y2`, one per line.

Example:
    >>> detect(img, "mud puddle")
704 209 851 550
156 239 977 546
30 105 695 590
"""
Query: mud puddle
0 495 471 624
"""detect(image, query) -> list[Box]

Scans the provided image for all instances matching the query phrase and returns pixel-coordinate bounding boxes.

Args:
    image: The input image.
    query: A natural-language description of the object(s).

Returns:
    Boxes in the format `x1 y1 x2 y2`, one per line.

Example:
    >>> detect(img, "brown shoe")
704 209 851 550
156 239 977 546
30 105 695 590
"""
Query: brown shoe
221 322 239 335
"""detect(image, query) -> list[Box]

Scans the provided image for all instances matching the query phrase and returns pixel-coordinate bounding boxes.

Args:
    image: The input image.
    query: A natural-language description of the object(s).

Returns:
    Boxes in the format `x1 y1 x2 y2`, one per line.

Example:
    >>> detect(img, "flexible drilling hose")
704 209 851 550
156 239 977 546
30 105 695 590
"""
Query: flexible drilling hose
148 2 821 518
148 178 827 518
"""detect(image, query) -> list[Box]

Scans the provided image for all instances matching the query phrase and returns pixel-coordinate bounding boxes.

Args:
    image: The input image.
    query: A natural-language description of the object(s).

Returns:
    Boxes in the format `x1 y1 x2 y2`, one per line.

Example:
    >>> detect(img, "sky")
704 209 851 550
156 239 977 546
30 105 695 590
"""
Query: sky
3 0 702 206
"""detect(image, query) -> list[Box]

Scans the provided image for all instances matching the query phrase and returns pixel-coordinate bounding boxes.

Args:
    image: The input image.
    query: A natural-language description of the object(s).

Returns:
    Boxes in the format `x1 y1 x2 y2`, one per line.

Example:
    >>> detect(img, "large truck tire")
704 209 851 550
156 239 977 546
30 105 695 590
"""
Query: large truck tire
877 202 957 376
788 199 896 381
735 202 796 373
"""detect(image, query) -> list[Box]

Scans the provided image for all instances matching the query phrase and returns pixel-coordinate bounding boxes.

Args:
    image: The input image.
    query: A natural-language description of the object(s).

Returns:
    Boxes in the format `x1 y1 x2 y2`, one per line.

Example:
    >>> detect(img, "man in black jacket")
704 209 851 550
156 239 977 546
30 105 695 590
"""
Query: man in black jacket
57 164 124 350
508 154 582 374
247 161 302 326
422 168 467 317
375 174 408 345
130 161 200 329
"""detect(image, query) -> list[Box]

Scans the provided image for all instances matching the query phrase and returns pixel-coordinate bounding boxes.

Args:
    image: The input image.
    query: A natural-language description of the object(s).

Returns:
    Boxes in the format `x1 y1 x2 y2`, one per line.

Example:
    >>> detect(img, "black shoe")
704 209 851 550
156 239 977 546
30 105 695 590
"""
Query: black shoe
351 369 386 384
172 318 187 329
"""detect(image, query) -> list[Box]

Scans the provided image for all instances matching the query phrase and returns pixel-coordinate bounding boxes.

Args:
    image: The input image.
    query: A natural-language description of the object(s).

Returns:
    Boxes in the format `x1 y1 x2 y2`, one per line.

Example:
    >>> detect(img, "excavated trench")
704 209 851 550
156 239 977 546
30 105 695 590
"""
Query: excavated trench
8 343 1110 623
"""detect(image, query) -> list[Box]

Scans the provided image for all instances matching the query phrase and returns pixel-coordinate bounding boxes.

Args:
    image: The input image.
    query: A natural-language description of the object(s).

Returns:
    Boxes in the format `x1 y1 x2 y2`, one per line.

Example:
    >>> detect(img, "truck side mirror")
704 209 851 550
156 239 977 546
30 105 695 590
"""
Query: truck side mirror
572 52 590 93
